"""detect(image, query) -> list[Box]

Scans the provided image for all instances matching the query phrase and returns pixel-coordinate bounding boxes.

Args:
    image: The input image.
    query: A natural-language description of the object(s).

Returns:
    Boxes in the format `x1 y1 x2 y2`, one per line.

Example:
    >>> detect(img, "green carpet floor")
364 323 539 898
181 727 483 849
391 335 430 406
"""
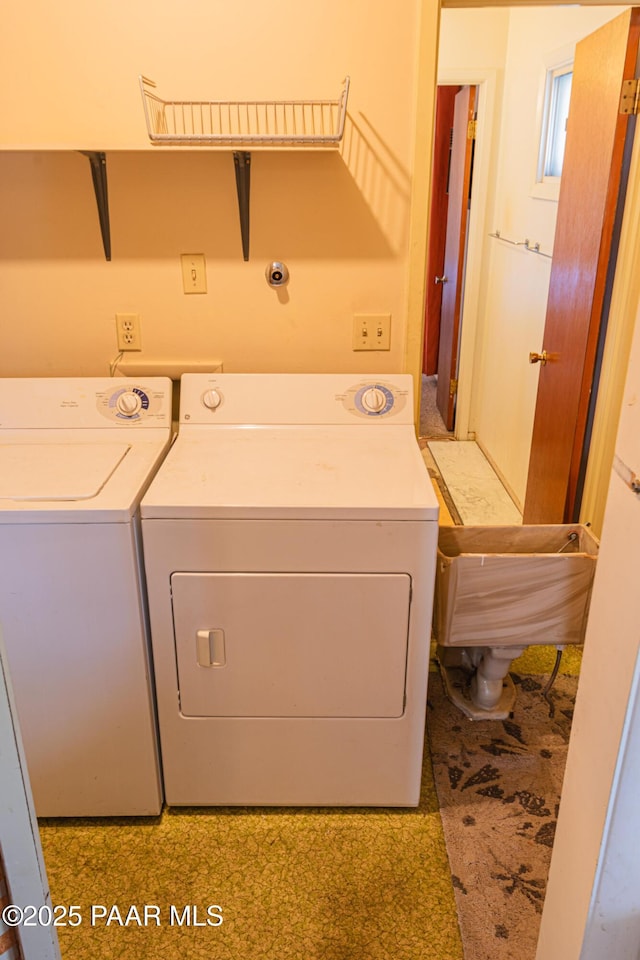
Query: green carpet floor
38 647 580 960
39 739 463 960
511 643 582 676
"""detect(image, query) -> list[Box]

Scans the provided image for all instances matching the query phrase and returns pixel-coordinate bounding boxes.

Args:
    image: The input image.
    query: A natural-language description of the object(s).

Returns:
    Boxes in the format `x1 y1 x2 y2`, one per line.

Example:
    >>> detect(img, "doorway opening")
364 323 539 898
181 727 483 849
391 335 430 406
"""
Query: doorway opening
423 84 477 436
420 6 639 529
419 7 640 958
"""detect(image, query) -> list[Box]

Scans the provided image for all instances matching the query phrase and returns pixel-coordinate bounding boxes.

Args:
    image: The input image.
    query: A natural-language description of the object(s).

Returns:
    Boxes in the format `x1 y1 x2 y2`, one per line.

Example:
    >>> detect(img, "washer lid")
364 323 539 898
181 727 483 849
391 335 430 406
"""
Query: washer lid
0 443 130 501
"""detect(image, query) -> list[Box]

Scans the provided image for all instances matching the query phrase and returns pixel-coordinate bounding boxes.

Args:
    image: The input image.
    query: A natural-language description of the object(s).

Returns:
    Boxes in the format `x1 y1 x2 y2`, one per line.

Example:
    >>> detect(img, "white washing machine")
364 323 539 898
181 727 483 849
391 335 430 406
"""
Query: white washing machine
141 373 439 807
0 377 173 817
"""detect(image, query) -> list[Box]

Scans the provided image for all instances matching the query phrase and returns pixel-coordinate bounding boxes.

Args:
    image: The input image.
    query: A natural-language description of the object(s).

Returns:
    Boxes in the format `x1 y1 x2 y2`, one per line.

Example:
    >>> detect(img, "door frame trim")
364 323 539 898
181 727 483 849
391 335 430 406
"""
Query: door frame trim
580 120 640 535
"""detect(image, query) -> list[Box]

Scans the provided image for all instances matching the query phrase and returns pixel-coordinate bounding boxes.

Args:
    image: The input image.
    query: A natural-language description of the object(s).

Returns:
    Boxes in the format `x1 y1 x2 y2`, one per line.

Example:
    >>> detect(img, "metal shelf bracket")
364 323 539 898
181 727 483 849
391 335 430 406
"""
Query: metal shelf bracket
233 151 251 262
81 151 111 261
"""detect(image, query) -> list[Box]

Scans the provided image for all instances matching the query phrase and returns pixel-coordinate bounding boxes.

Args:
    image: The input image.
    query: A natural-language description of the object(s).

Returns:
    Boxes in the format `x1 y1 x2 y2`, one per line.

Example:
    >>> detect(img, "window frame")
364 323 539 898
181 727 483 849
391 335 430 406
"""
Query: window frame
531 46 575 202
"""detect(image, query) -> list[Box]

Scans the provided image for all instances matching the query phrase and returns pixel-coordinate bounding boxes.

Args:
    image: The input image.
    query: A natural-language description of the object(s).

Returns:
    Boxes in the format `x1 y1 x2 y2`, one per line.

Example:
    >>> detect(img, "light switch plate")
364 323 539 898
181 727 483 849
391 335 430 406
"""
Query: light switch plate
353 314 391 351
181 254 207 294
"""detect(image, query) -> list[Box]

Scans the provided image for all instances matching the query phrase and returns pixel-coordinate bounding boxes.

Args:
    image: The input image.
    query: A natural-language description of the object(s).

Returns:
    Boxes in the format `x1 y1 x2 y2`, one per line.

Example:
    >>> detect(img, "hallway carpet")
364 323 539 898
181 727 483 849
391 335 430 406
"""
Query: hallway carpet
38 758 464 960
420 375 454 439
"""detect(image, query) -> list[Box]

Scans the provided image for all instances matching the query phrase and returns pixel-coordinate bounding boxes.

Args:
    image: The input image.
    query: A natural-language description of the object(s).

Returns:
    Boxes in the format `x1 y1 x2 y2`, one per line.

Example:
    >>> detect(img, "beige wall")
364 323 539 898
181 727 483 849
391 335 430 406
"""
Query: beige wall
438 8 510 66
0 0 438 381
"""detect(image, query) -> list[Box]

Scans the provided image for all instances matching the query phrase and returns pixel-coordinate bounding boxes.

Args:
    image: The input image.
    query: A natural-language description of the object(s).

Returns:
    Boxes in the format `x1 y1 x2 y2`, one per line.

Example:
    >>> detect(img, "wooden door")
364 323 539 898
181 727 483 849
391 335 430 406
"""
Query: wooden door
423 86 460 375
436 85 477 429
523 8 640 523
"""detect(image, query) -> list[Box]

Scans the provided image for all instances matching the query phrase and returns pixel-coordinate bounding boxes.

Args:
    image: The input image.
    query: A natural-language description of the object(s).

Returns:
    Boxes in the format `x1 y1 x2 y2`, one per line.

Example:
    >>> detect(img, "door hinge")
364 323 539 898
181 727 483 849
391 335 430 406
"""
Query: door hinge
467 119 477 140
620 78 640 115
449 378 458 398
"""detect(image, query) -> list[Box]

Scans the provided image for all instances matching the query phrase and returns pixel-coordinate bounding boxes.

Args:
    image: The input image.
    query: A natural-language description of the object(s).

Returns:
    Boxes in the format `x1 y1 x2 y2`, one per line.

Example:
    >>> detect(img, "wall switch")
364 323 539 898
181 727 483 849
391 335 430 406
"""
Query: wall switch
181 254 207 294
115 313 142 352
353 314 391 351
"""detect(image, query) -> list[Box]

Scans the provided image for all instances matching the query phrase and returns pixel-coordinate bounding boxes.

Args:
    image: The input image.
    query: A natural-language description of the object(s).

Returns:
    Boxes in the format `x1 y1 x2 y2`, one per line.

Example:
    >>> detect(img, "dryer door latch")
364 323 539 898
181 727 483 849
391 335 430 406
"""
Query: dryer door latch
196 629 226 668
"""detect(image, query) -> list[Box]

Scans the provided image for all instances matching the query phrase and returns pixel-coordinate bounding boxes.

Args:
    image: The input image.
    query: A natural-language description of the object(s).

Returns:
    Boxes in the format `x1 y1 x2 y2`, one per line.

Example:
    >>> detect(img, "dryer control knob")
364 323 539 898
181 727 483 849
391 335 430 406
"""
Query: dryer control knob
361 387 387 413
202 389 222 411
116 391 142 417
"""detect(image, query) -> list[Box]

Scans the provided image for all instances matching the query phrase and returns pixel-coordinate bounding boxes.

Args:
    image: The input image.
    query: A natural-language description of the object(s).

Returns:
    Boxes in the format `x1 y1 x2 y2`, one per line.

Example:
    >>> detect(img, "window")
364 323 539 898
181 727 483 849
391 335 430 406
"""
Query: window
532 56 574 201
540 65 573 180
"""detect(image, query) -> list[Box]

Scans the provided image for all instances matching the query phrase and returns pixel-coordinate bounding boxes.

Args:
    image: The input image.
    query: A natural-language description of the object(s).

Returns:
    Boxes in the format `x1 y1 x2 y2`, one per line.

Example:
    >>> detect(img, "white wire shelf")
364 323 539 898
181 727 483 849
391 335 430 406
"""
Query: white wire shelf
139 75 350 146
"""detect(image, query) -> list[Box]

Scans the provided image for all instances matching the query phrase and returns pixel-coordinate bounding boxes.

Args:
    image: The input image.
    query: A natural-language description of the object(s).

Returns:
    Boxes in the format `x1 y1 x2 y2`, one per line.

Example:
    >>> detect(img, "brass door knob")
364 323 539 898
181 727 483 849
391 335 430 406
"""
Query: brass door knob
529 350 548 365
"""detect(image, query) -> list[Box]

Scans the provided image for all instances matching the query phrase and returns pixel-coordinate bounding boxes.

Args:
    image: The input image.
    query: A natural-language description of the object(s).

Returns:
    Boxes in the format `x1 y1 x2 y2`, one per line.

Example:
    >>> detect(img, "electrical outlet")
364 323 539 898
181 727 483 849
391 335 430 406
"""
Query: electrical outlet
115 313 142 352
352 314 391 351
181 254 207 294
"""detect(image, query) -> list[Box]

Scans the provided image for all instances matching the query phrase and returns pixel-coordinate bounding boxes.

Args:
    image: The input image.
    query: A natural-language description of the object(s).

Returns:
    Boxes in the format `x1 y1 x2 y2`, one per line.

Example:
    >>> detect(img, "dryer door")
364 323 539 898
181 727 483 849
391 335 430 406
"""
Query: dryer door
171 572 411 717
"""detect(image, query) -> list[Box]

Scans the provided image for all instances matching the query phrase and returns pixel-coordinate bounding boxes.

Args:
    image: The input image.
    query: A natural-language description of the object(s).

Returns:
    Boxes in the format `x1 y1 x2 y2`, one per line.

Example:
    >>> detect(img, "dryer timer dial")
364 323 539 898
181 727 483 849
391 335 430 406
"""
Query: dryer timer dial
115 391 143 417
360 387 388 413
202 389 222 411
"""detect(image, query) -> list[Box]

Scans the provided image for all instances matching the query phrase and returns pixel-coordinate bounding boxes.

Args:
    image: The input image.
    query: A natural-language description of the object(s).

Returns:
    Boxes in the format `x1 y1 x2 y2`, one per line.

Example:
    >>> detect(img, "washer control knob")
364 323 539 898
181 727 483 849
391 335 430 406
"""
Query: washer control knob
202 389 222 411
116 391 142 417
361 387 387 413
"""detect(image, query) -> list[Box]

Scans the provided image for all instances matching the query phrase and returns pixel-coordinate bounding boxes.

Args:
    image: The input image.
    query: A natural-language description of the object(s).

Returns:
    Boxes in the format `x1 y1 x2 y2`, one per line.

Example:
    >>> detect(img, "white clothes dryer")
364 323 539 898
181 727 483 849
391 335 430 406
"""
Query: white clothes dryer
0 377 173 817
141 373 439 807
